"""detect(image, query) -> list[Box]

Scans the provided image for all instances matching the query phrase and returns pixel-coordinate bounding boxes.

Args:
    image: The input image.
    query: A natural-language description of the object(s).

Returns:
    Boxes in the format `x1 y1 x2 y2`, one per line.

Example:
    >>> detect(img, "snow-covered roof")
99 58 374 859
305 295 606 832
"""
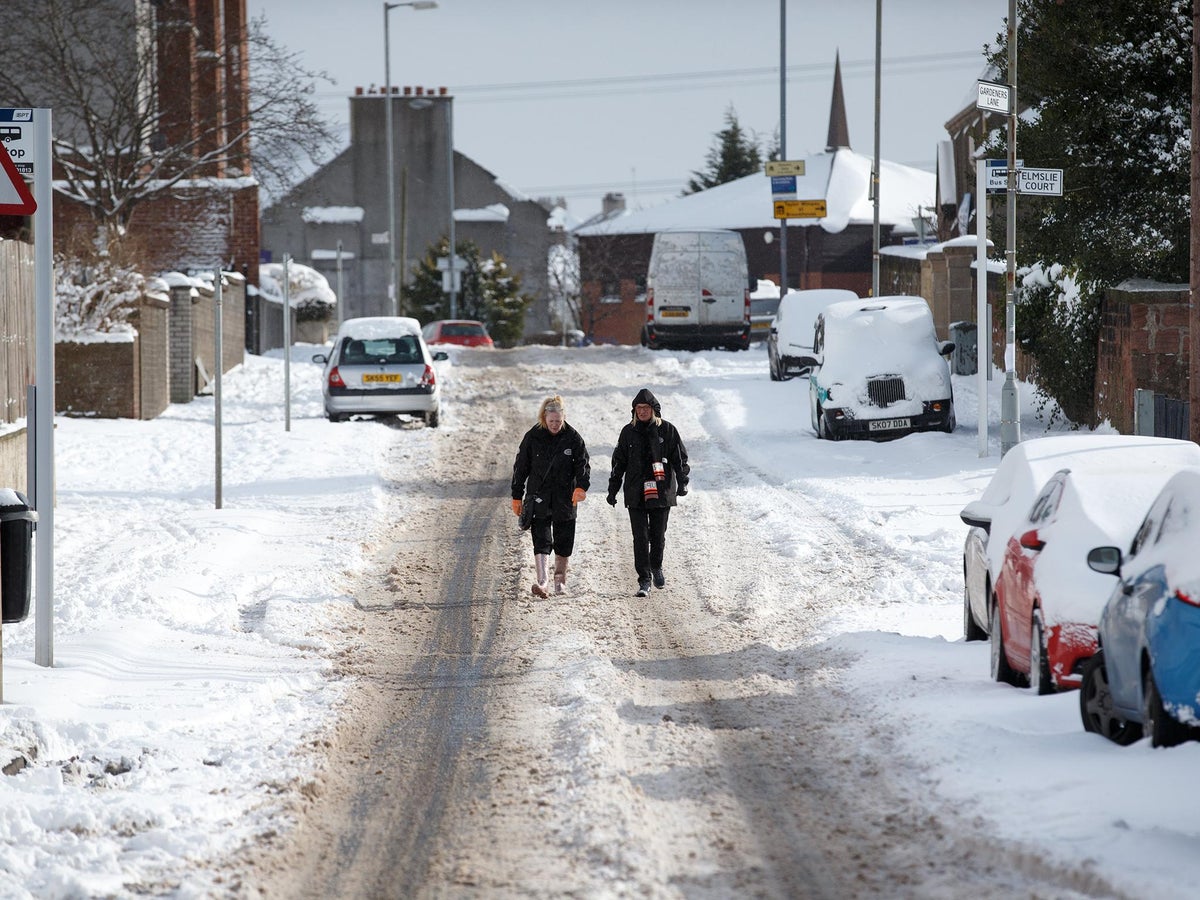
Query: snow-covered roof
455 203 509 223
302 206 364 224
574 148 936 238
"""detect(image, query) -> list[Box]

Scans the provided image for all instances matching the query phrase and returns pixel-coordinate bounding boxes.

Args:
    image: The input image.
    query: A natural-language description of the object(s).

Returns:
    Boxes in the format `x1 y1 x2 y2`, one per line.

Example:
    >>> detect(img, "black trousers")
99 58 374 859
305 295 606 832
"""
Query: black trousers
531 518 576 557
627 506 670 580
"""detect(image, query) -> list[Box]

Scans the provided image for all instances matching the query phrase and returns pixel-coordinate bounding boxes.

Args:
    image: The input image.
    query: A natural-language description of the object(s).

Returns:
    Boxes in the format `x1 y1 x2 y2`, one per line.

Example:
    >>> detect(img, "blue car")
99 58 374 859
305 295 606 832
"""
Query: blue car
1081 468 1200 747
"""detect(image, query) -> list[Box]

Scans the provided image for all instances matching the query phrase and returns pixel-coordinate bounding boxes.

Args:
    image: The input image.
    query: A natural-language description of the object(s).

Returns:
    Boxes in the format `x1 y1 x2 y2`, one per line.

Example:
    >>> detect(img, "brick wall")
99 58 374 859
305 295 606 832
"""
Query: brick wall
133 296 170 419
1094 282 1190 435
56 338 139 418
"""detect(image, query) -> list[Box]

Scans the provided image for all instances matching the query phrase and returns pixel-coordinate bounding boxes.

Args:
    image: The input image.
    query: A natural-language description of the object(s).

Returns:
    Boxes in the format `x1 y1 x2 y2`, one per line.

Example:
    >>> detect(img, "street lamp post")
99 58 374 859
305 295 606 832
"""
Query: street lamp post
384 0 437 317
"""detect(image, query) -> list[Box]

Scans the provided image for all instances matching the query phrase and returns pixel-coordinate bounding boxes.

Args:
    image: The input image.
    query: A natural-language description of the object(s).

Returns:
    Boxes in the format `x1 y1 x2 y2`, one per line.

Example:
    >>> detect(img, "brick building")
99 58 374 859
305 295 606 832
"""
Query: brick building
1 0 260 283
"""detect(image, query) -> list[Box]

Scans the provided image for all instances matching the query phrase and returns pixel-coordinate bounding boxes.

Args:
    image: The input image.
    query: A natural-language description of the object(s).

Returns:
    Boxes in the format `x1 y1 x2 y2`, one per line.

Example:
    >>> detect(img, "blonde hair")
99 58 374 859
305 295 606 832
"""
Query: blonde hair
538 395 565 429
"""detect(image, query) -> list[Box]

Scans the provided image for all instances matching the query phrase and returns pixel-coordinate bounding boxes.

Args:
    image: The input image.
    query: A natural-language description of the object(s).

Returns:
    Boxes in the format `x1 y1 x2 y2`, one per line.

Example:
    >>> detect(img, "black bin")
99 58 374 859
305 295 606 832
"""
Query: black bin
0 489 37 624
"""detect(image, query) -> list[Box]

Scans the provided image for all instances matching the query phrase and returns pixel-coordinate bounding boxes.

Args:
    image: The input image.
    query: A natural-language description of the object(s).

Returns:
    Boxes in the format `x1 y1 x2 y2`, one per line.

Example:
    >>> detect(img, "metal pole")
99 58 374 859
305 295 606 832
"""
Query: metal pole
214 270 223 510
283 255 292 432
976 160 988 457
446 95 457 319
384 3 398 317
33 108 53 668
1000 0 1021 455
871 0 882 297
778 0 788 294
336 239 344 327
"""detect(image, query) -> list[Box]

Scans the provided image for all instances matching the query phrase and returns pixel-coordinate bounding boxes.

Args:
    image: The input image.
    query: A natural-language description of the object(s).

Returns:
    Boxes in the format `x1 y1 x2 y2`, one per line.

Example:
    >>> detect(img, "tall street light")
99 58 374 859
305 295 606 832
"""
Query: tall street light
384 0 437 317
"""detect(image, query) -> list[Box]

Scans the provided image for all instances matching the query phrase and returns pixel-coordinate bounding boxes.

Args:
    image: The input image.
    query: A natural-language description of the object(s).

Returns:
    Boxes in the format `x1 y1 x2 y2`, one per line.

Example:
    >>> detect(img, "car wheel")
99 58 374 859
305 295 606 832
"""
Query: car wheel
1079 652 1142 745
942 409 957 433
1143 666 1190 748
1029 612 1055 695
326 411 348 423
818 411 839 441
425 407 440 428
963 580 987 642
990 602 1021 686
769 355 781 381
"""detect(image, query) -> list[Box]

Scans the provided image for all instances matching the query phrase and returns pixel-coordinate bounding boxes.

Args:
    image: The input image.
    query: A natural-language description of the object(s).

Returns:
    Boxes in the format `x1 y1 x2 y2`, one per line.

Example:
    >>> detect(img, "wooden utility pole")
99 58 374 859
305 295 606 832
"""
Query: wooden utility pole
1190 0 1200 444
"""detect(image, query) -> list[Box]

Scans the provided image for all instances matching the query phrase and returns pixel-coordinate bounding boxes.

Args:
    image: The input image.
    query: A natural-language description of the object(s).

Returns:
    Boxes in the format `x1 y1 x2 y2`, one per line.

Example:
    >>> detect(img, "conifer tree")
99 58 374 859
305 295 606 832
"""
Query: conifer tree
684 107 764 194
408 238 533 347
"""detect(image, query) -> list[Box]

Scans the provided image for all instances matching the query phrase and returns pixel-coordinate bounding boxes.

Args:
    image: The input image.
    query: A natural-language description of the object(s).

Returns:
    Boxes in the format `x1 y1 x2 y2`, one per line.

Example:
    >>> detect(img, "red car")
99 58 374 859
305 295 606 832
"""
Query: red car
422 319 494 348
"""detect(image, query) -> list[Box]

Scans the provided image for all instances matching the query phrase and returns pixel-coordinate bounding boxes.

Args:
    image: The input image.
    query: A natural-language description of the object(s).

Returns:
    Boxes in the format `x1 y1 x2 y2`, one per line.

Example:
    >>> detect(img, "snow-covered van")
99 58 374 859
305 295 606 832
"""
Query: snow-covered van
801 296 956 440
641 229 751 351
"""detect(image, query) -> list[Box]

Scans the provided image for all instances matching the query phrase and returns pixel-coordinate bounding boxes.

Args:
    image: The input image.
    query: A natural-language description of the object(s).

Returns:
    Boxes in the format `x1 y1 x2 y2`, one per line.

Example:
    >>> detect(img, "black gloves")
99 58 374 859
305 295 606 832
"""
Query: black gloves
606 494 617 506
677 487 688 497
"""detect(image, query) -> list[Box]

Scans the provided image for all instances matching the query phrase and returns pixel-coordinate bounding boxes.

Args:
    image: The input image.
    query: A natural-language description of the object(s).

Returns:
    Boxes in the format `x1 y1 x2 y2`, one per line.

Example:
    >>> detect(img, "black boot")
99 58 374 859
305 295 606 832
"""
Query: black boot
652 568 665 588
635 578 651 597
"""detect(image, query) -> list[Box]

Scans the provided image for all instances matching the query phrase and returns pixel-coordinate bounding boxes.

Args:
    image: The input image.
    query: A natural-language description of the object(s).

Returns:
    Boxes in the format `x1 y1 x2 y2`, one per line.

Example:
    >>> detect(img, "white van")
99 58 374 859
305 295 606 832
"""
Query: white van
641 229 750 351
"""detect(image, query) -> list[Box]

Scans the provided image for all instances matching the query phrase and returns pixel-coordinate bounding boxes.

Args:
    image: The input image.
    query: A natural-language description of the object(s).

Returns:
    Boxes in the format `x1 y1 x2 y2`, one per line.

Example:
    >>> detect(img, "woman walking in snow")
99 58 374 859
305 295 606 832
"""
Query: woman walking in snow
511 395 591 597
606 388 690 597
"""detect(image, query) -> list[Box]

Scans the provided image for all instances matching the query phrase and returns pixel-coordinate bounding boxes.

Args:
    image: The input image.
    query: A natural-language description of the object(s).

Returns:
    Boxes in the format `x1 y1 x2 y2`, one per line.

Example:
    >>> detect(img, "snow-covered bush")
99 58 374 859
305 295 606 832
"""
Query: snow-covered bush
54 255 145 340
258 262 336 321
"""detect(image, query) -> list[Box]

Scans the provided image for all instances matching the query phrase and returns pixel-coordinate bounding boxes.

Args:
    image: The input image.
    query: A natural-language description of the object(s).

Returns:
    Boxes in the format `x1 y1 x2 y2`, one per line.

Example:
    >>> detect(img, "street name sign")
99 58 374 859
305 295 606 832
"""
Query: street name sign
976 80 1012 115
773 199 826 219
987 165 1064 196
765 160 806 177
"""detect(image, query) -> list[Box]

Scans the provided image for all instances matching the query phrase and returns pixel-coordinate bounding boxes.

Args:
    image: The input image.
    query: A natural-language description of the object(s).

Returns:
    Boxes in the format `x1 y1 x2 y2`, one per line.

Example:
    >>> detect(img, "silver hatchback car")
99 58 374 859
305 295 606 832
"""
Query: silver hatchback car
313 317 448 426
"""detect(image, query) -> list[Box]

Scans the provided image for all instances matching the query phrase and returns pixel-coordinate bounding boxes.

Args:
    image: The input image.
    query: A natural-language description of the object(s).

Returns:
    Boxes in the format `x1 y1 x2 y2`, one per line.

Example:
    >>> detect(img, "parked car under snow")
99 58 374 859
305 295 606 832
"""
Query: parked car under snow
799 296 955 440
1083 468 1200 746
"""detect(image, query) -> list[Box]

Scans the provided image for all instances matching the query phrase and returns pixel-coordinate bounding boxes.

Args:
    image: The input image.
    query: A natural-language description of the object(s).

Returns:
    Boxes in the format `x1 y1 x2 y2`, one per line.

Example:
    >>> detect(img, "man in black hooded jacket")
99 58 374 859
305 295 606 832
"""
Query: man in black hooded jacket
607 388 690 597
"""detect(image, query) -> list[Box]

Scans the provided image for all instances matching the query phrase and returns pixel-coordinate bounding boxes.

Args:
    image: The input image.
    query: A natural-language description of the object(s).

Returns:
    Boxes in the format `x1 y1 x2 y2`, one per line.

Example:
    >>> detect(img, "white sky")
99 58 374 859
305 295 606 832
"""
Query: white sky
4 340 1200 896
248 0 1004 218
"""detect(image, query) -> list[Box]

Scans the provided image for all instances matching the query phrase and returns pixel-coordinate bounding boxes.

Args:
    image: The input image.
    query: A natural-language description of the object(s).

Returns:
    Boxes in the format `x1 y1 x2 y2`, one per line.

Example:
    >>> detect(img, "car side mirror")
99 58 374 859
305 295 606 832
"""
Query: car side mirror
938 340 956 357
635 274 647 291
959 501 991 532
311 353 328 364
1086 546 1122 577
432 350 449 361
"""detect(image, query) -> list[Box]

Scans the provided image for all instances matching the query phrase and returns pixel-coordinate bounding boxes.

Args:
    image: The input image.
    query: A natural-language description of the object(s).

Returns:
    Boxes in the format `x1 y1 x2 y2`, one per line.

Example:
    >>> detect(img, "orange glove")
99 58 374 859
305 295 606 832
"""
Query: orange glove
572 488 587 504
511 498 523 516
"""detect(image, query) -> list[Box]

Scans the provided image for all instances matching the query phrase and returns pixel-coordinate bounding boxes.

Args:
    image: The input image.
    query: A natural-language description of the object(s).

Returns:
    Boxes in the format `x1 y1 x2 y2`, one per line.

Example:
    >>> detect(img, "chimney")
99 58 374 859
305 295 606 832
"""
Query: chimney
602 192 626 215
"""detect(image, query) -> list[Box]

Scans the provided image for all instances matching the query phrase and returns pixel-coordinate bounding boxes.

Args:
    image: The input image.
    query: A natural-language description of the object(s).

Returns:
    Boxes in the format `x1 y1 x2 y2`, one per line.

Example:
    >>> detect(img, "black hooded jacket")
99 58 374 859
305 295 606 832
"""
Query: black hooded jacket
511 421 591 521
607 389 690 509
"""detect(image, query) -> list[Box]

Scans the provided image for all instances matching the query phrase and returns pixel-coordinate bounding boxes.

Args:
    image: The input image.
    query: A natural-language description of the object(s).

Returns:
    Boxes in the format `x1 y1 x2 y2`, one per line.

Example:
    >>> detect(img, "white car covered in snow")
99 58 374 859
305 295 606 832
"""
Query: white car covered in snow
767 287 858 380
799 295 955 440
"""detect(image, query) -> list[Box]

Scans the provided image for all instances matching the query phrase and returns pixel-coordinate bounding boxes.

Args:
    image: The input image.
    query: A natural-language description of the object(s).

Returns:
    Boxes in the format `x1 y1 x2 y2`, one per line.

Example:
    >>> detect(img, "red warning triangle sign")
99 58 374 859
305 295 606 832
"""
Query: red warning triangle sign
0 145 35 215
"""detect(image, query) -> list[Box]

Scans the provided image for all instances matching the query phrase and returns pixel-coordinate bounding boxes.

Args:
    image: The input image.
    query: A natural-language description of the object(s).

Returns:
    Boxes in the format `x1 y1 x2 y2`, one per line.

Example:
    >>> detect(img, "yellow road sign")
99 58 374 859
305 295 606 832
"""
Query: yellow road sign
773 199 826 219
765 160 806 177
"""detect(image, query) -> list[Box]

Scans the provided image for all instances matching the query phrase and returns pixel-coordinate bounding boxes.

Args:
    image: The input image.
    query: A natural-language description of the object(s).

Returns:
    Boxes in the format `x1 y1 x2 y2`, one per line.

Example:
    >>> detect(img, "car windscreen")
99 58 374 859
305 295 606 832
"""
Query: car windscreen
443 323 486 337
340 335 422 365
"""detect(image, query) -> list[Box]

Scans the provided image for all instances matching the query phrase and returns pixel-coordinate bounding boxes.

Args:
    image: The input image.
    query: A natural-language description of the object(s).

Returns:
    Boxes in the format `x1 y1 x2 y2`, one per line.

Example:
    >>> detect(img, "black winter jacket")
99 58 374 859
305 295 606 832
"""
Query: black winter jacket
607 416 690 509
511 422 591 522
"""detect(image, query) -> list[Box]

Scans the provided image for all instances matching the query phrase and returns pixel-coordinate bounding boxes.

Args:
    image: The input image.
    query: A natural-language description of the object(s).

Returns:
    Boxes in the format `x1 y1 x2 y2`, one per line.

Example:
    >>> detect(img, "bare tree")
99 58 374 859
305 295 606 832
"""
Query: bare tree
0 0 336 247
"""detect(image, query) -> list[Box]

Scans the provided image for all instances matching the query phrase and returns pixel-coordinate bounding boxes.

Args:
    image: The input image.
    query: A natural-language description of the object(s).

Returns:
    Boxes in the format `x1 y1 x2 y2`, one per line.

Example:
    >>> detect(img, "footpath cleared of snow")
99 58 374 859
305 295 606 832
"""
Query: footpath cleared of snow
0 343 1197 897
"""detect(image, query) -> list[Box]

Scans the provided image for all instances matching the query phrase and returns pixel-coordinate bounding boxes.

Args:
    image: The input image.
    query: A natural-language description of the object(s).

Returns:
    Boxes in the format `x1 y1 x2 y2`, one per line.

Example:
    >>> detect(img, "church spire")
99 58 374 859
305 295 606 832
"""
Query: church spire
826 51 851 152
